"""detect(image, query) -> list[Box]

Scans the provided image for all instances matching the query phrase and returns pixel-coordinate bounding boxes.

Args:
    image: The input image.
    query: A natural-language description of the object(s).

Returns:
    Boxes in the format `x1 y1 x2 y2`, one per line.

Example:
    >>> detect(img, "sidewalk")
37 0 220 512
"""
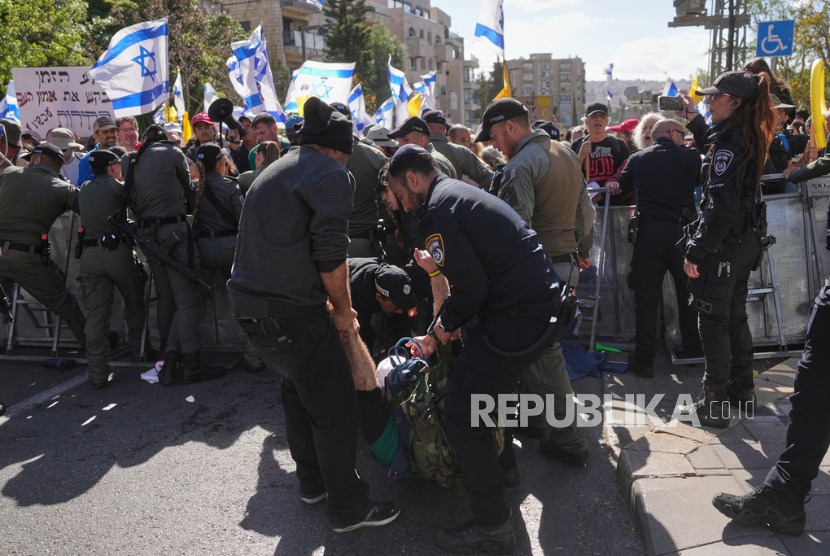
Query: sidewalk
605 354 830 555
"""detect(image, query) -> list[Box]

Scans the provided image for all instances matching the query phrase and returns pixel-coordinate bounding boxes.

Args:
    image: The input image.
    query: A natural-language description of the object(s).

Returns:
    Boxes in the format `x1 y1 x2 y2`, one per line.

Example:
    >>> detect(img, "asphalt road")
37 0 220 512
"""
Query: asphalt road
1 356 643 555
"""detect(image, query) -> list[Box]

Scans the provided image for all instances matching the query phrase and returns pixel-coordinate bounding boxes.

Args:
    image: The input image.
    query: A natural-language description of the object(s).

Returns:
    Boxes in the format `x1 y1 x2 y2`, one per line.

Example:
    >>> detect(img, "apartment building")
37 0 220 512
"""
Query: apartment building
506 54 586 127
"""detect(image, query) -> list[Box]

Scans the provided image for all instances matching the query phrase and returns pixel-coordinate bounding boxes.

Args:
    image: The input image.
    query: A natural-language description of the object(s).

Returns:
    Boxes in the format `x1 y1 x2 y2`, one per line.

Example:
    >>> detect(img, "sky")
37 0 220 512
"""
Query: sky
433 0 713 82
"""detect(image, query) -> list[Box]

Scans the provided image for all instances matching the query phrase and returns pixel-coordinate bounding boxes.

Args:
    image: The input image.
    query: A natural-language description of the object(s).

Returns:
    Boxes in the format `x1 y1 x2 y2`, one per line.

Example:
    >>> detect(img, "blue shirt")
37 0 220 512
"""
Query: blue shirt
76 143 99 186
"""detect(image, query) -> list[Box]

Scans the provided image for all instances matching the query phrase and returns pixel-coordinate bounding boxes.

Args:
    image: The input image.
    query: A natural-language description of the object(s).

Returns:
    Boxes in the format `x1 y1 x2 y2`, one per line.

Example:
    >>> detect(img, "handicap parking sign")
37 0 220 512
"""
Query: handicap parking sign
756 20 795 57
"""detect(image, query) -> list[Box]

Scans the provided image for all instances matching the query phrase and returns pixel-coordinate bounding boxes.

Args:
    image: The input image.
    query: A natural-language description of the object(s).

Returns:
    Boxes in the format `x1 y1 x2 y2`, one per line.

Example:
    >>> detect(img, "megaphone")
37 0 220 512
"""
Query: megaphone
208 98 245 139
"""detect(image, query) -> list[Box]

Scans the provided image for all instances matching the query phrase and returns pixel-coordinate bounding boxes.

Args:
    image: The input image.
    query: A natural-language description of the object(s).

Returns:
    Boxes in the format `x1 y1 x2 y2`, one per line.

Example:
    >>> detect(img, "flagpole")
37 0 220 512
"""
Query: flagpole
312 8 323 61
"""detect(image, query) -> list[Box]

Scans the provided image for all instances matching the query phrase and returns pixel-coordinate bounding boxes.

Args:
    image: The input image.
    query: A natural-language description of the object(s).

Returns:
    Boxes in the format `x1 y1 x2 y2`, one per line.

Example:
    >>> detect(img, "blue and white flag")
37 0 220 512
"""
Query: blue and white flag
662 74 678 97
284 60 355 115
152 104 166 125
696 97 712 125
474 0 505 57
230 25 287 126
348 84 373 137
387 56 413 127
304 0 323 10
203 83 218 113
419 70 437 111
172 72 185 121
89 18 169 117
0 80 20 123
604 63 613 100
372 97 394 129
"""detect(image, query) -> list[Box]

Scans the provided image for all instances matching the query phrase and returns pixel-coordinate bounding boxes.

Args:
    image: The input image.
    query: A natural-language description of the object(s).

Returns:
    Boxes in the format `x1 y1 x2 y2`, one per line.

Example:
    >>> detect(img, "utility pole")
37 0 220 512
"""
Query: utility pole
726 0 736 71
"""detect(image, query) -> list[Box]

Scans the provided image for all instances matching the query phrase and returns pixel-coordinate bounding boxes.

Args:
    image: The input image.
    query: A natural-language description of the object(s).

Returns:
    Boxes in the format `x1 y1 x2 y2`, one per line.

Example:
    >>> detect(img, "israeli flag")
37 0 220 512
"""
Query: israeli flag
89 18 169 117
696 97 712 125
419 71 437 111
204 83 218 113
604 64 613 100
349 84 373 137
387 56 413 127
0 80 20 123
152 104 166 125
283 60 355 115
474 0 505 58
230 25 287 126
172 73 185 122
662 75 678 97
372 97 394 129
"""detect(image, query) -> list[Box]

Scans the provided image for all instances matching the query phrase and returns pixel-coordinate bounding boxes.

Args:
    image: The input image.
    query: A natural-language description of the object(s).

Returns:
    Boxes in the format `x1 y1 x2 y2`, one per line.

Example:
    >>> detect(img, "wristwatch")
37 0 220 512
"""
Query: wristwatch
438 321 451 334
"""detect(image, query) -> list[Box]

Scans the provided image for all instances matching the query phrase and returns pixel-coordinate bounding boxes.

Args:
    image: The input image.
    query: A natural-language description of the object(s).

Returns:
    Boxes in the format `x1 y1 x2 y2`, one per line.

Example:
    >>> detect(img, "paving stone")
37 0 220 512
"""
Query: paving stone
625 433 699 455
758 359 799 388
618 449 697 496
655 420 717 445
630 476 775 556
744 420 789 443
607 425 652 452
688 444 726 471
775 401 792 416
710 423 755 446
804 493 830 533
663 535 792 555
778 530 830 556
730 468 775 493
809 467 830 495
711 442 786 470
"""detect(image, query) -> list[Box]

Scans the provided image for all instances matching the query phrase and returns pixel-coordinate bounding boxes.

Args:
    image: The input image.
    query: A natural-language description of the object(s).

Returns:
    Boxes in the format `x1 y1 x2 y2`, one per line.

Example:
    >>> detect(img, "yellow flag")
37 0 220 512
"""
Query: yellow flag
165 104 178 123
689 72 699 99
408 93 423 117
182 111 192 143
494 64 510 100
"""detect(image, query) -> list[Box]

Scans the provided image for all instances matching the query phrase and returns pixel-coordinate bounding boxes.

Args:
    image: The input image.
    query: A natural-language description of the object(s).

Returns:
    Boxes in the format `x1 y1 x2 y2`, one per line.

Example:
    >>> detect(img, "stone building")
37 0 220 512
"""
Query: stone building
506 54 586 128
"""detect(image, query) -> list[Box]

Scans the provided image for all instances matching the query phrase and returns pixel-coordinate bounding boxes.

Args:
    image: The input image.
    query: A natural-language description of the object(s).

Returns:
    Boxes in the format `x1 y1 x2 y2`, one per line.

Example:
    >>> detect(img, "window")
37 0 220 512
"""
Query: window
465 90 476 104
240 21 251 32
436 62 441 71
428 32 432 42
560 94 571 102
419 29 424 39
523 84 533 95
428 59 433 70
436 35 441 44
452 48 457 59
522 63 533 73
410 58 415 70
408 27 416 38
420 58 425 69
440 85 447 95
560 73 570 83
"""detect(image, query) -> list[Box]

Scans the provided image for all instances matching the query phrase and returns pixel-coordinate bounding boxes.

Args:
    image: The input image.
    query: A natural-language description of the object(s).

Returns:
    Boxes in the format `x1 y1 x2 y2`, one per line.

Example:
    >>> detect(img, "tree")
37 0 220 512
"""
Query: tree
323 0 372 92
0 0 91 86
362 23 408 113
473 69 494 122
488 61 506 101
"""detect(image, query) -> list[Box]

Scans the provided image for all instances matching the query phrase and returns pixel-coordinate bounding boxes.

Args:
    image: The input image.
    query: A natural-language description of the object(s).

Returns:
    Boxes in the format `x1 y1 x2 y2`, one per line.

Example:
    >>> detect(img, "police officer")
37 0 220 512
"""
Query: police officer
349 257 419 353
610 118 703 377
423 109 493 189
0 143 86 348
228 97 398 532
76 149 147 389
124 125 224 385
475 98 593 465
329 102 389 258
387 144 562 553
676 71 777 427
388 116 457 179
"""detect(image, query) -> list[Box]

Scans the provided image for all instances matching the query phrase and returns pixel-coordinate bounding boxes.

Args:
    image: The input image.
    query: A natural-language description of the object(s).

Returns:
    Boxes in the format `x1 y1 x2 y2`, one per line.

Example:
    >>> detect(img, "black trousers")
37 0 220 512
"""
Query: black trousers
765 279 830 497
249 310 370 527
630 221 701 364
443 316 552 527
688 229 761 390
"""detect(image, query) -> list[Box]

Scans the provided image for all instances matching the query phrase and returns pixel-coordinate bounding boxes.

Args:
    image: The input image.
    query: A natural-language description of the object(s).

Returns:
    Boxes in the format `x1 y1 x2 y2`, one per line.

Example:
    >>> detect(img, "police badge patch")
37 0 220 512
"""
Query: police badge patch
713 150 734 176
426 234 445 266
500 187 517 207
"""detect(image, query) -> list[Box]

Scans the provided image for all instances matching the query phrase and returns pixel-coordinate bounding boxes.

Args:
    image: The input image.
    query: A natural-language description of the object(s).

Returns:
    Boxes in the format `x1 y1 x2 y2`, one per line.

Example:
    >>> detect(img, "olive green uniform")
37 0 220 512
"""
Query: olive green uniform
426 142 457 180
77 175 147 383
346 136 388 258
430 132 493 189
0 163 86 345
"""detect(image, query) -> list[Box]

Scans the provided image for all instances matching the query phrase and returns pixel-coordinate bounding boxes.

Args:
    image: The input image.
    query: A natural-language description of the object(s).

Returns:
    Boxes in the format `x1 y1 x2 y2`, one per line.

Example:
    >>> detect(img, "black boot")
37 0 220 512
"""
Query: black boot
713 484 807 535
181 351 226 384
727 375 756 408
434 514 516 554
677 384 730 429
158 351 181 386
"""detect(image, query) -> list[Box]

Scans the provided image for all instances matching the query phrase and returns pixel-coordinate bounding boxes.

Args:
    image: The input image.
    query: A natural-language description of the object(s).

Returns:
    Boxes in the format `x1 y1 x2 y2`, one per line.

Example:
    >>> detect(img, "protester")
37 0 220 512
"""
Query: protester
116 116 140 152
631 113 662 151
0 118 25 169
571 104 630 205
479 146 506 171
238 140 279 195
608 118 639 153
448 124 472 149
46 128 85 185
77 116 120 185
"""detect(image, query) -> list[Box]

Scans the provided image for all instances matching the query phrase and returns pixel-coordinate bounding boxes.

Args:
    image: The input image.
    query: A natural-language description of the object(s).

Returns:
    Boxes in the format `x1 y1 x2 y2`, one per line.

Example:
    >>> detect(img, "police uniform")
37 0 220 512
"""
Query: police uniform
423 110 493 189
0 144 86 346
406 152 561 533
619 136 703 373
346 136 388 258
388 116 457 179
77 150 146 388
681 73 765 423
475 99 591 459
125 127 221 383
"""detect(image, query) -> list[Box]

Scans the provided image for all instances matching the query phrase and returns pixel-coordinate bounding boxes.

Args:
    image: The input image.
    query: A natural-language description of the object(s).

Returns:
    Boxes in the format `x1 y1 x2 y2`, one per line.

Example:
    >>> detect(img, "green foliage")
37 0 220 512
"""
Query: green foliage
473 68 494 122
362 23 408 113
323 0 372 93
0 0 92 86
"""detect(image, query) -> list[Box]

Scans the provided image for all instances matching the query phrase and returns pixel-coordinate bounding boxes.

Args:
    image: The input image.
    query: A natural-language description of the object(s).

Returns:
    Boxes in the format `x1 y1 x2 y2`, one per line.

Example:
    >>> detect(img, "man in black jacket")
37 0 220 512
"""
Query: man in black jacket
611 119 703 377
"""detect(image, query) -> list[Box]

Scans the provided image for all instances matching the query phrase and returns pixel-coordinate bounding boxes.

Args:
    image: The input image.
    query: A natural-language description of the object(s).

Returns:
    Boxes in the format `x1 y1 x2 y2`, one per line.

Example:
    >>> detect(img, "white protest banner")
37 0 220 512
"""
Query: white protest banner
12 66 115 137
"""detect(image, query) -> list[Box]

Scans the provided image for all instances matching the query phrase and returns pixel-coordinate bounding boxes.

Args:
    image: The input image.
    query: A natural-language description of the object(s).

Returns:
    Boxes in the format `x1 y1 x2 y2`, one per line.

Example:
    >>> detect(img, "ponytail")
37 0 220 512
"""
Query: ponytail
194 161 206 216
724 71 777 190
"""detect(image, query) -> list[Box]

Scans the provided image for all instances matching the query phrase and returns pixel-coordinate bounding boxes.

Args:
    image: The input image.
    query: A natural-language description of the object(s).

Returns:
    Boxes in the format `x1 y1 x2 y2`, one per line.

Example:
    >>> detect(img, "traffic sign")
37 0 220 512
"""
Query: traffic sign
756 20 795 57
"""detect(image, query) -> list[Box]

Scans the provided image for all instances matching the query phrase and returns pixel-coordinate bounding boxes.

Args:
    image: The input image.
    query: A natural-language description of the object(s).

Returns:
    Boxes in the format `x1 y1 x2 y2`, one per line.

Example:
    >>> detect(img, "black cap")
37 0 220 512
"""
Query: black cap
330 102 352 121
585 102 609 117
0 118 22 147
388 116 429 139
298 97 354 154
374 263 419 310
532 119 560 140
422 110 447 125
32 142 65 163
391 144 429 159
770 93 795 110
88 149 120 170
696 71 760 100
474 98 529 143
109 145 127 159
196 142 224 163
142 124 169 143
92 116 117 134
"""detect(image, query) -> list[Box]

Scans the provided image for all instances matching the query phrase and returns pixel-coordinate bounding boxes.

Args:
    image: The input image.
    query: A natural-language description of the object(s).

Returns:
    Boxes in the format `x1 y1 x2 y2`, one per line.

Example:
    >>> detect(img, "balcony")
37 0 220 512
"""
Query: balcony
434 43 452 62
280 0 322 13
284 30 326 61
406 37 431 59
464 80 480 90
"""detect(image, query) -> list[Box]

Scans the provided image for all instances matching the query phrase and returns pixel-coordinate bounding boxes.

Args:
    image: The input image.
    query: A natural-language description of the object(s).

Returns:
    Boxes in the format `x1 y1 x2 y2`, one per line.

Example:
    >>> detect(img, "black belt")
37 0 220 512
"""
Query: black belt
137 215 186 228
0 241 43 255
83 237 124 248
197 230 237 240
349 230 372 240
549 253 576 264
